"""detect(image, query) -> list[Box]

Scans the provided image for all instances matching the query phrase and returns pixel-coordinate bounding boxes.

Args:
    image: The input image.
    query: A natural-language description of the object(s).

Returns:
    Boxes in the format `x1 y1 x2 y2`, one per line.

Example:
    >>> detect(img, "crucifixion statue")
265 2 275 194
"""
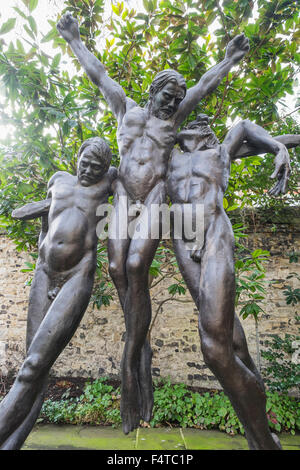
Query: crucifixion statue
167 115 298 450
1 9 297 451
56 12 251 435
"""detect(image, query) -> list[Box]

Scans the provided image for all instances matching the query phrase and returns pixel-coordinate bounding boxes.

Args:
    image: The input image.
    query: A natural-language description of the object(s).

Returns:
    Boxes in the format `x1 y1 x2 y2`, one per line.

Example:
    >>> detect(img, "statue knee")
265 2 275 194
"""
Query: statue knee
108 259 122 282
126 253 144 279
201 337 230 372
232 335 246 361
18 353 42 383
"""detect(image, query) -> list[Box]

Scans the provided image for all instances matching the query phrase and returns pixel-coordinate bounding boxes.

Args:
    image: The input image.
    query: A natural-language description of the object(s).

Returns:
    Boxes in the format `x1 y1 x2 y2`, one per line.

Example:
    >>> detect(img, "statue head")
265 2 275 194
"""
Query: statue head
148 69 186 120
176 114 220 152
77 137 112 186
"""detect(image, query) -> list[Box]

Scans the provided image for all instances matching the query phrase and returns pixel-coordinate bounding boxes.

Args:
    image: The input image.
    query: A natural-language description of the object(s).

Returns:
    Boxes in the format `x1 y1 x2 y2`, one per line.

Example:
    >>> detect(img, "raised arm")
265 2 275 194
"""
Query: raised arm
57 12 130 125
175 34 249 128
222 119 292 195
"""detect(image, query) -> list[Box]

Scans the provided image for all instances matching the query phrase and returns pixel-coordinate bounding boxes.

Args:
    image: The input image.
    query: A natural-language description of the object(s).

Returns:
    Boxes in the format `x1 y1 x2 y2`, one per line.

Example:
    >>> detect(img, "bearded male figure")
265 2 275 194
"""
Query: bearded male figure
167 115 297 449
57 12 250 433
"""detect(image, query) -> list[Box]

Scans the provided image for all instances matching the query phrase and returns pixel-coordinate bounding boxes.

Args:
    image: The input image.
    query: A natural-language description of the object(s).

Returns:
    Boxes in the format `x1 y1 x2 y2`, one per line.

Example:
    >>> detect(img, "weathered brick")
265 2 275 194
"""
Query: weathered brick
0 222 299 392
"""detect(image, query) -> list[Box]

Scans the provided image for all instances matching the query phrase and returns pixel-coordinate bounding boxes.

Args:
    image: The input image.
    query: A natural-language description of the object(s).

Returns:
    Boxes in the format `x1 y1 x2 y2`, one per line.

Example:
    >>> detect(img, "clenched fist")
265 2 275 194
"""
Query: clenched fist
225 33 250 64
57 12 80 43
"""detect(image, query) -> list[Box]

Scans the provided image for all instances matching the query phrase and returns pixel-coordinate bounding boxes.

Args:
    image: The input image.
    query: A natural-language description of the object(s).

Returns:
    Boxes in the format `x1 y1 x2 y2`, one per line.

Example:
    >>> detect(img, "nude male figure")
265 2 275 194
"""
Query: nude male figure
0 137 117 449
57 12 250 433
166 115 293 449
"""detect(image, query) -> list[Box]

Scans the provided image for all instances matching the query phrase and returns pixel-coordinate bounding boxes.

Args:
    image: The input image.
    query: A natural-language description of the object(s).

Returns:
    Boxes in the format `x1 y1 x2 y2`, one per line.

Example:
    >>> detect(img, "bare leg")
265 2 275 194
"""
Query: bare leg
108 182 163 430
108 181 131 311
109 226 154 426
233 315 265 393
0 382 48 450
1 263 52 450
172 237 264 387
197 218 280 450
0 263 94 446
121 181 166 434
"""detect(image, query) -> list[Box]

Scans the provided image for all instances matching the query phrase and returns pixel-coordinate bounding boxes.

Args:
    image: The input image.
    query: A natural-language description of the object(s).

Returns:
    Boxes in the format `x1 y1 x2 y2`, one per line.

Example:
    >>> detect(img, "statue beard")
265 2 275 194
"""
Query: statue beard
147 96 176 121
194 126 219 149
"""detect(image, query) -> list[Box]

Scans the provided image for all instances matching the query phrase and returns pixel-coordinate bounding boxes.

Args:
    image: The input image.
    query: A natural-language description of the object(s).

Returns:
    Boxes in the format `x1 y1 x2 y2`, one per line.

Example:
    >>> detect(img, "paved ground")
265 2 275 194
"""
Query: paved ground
22 425 300 450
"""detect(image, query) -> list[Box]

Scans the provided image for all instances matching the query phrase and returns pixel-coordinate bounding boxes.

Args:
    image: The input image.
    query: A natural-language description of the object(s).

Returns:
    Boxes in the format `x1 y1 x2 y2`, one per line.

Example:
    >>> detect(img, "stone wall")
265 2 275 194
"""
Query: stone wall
0 208 299 390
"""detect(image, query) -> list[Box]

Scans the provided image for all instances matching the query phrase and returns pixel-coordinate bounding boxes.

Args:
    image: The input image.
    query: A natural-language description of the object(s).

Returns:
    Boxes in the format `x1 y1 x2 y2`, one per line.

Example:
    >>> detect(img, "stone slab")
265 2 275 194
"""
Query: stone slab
23 424 137 450
181 428 248 450
136 427 185 450
22 425 300 451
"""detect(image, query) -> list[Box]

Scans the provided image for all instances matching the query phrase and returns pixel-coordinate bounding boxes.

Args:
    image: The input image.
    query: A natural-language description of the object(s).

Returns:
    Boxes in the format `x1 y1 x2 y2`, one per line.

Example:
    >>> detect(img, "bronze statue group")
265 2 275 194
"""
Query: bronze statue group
0 12 298 450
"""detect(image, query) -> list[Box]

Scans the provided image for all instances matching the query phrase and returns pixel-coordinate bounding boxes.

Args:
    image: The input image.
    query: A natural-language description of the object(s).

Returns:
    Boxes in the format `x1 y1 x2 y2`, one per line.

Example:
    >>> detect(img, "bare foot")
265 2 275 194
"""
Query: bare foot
271 433 282 450
121 369 141 434
245 431 282 450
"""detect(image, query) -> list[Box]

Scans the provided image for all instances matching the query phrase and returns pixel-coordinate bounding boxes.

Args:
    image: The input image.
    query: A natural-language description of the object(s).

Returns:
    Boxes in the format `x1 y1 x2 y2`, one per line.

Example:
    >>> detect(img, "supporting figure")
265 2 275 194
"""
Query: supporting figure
56 12 250 434
0 137 117 449
166 115 295 450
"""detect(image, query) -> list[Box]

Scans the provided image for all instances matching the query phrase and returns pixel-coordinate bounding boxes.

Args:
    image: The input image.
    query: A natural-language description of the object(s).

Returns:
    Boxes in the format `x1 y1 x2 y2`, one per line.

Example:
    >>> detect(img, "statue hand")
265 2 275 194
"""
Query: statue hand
225 33 250 64
269 145 291 196
57 12 80 43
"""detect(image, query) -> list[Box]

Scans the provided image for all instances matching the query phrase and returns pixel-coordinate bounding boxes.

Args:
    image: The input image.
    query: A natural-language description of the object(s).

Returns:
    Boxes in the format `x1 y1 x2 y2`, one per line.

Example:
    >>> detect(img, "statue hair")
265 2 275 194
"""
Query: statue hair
191 126 220 149
188 115 219 148
177 115 220 150
78 137 112 170
148 69 187 100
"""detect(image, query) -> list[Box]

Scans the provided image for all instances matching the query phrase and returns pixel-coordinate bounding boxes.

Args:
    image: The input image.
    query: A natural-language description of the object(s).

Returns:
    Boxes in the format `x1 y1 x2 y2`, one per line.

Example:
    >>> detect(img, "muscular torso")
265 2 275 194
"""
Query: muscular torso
117 106 176 201
167 145 230 231
39 171 112 272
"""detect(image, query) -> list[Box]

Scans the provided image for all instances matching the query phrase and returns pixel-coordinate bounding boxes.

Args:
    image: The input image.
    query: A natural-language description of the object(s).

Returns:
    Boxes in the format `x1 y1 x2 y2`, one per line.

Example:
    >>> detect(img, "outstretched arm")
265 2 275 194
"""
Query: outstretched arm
12 199 50 247
175 34 249 128
57 12 131 125
233 134 300 159
12 199 51 221
222 120 292 195
11 170 66 221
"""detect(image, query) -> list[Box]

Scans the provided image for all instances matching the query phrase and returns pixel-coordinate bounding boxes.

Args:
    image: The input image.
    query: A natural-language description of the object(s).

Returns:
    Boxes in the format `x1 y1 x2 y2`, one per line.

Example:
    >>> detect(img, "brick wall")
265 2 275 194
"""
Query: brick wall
0 208 299 390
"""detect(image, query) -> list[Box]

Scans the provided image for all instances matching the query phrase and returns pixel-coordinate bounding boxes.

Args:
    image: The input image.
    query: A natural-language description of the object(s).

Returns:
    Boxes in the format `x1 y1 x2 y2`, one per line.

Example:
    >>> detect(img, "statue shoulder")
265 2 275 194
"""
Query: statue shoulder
125 97 138 112
108 166 118 182
107 166 118 194
169 147 184 166
47 171 74 189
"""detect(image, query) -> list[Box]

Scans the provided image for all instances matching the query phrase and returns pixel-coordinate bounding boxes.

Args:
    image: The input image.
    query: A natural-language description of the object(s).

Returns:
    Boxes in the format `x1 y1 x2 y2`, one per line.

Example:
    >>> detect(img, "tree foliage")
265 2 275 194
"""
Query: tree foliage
0 0 299 318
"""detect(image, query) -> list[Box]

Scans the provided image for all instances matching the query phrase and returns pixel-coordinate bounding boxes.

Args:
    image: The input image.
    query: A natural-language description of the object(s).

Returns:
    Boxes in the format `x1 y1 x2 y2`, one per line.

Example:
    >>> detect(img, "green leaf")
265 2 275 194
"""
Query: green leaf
0 18 16 36
227 204 239 212
41 27 57 43
111 3 120 16
23 23 36 40
13 7 28 20
218 407 228 417
28 16 37 36
29 0 39 12
52 53 61 69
